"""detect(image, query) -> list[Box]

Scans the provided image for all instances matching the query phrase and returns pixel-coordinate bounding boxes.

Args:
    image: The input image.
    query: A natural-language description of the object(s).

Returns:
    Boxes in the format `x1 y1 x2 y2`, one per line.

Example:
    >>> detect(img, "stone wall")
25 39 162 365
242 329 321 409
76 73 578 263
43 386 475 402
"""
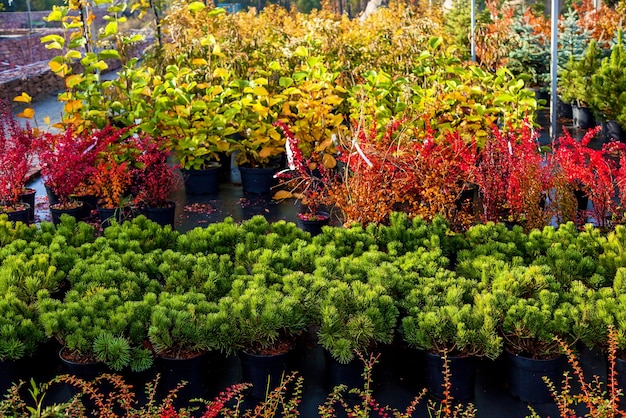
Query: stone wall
0 9 109 30
0 62 66 105
0 30 62 67
0 35 152 106
0 11 57 29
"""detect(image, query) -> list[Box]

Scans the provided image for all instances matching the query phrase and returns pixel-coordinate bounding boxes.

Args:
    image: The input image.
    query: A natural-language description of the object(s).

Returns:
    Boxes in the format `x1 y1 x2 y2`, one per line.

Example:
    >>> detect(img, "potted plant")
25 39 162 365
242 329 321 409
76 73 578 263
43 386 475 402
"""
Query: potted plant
490 264 583 403
608 142 626 224
590 29 626 141
322 119 416 226
558 39 604 129
87 136 135 228
476 127 512 224
278 56 346 174
557 8 593 119
273 121 333 234
38 287 154 373
550 126 617 230
36 126 120 225
215 276 308 398
316 279 399 366
477 124 551 231
408 127 479 231
130 133 182 228
506 13 550 100
597 287 626 393
66 249 162 299
0 291 46 364
0 100 37 223
148 291 221 359
401 273 502 401
0 252 69 305
566 282 614 355
148 291 222 399
229 76 287 194
0 291 45 393
155 64 237 195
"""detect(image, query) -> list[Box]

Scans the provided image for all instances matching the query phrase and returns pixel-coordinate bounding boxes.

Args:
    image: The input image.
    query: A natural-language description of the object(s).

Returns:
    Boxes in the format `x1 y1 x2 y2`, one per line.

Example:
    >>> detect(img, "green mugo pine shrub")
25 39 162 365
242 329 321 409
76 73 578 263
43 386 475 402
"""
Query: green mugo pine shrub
317 279 399 364
0 253 66 304
0 292 45 361
216 276 309 355
39 288 153 371
148 291 221 358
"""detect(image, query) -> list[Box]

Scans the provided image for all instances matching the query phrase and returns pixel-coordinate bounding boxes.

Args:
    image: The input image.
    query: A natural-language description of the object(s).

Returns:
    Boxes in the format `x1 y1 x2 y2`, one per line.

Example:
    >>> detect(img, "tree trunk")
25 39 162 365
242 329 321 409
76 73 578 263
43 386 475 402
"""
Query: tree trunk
359 0 384 21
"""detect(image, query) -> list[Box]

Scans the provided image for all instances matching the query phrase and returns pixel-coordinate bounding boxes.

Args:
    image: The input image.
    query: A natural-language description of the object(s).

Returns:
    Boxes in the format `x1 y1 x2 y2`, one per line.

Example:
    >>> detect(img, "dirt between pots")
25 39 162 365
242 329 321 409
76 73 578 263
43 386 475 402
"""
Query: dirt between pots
60 348 99 365
246 338 295 356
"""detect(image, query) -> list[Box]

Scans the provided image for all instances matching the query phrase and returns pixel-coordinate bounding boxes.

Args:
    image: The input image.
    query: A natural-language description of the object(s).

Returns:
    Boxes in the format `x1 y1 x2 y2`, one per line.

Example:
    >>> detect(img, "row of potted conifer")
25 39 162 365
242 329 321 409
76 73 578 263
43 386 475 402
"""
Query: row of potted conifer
2 213 626 404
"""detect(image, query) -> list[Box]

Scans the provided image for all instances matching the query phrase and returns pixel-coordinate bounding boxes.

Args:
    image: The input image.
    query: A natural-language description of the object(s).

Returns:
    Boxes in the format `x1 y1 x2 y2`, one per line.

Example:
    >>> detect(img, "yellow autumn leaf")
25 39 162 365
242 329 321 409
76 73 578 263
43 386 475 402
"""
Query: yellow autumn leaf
217 141 230 152
252 103 269 118
13 92 32 103
294 45 308 57
17 108 35 119
65 50 82 60
44 116 51 125
330 114 344 127
269 129 282 141
48 60 68 75
64 100 83 113
326 95 343 106
252 85 269 96
267 96 284 107
65 74 83 89
272 190 293 200
192 58 208 66
259 147 273 158
212 44 224 57
315 138 332 152
322 154 337 169
213 68 229 80
188 1 206 12
281 103 296 117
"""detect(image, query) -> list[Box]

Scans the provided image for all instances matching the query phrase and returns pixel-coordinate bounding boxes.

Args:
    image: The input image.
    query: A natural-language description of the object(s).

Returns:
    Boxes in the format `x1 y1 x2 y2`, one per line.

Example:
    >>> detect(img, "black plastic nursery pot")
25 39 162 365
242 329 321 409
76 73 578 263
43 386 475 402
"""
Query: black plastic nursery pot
601 120 625 142
50 202 84 226
296 212 330 236
74 194 98 219
97 205 127 229
506 352 565 404
239 166 278 195
156 352 209 404
425 352 477 402
45 184 59 207
59 348 104 382
141 201 176 228
4 203 30 224
614 357 626 406
572 104 596 130
18 187 35 221
239 349 292 399
181 167 220 195
58 348 111 413
557 97 573 120
324 350 366 394
0 360 15 396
